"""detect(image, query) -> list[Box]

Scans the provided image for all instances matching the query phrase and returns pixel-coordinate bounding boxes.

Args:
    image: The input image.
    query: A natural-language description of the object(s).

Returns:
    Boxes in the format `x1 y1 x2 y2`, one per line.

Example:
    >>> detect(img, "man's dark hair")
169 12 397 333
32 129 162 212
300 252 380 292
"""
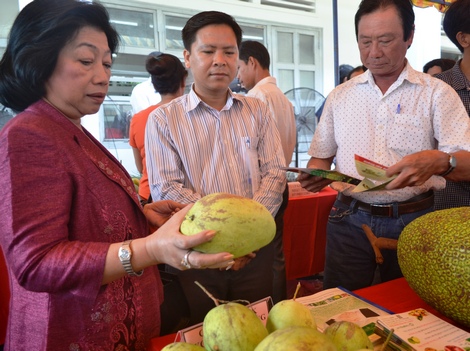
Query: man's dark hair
182 11 242 52
146 52 188 95
0 0 119 112
423 58 456 73
354 0 415 42
239 41 270 69
443 0 470 53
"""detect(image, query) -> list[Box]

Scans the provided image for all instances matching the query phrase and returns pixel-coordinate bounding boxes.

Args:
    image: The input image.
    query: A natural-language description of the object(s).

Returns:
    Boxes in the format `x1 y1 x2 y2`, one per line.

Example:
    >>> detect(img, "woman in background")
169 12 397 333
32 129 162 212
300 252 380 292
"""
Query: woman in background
130 52 188 204
0 1 233 350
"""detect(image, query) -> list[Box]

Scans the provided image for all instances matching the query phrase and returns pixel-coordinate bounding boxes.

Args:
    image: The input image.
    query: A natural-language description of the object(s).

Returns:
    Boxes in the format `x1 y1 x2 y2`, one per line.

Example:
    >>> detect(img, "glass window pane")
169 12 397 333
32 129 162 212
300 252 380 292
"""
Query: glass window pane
299 34 315 65
299 70 315 90
277 32 294 63
108 8 155 48
278 69 294 93
165 15 188 50
241 24 265 43
102 100 133 141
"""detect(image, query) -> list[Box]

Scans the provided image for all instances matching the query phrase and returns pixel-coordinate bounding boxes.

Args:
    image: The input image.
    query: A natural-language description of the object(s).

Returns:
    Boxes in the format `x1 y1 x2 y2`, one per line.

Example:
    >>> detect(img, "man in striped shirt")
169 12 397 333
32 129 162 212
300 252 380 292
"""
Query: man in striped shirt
145 11 286 325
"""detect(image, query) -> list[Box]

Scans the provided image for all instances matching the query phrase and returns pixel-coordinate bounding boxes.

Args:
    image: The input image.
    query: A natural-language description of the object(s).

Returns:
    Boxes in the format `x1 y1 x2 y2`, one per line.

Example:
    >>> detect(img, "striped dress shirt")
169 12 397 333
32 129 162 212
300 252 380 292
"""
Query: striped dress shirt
145 87 286 216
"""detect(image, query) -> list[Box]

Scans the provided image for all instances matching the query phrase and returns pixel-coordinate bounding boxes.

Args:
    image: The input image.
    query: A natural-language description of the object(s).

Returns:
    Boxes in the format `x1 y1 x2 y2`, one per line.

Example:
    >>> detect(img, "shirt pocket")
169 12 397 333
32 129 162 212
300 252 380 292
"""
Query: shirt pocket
242 136 260 195
387 114 428 156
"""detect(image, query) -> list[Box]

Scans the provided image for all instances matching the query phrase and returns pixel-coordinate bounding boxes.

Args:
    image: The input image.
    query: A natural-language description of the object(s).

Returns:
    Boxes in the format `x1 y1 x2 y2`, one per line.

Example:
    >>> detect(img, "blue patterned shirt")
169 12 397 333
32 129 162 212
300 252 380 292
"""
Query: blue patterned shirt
434 60 470 209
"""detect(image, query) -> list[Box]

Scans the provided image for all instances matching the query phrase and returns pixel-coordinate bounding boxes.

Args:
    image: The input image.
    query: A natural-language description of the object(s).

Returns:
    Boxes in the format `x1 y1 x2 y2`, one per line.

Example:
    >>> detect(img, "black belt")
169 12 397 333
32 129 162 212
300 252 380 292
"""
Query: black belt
336 190 434 217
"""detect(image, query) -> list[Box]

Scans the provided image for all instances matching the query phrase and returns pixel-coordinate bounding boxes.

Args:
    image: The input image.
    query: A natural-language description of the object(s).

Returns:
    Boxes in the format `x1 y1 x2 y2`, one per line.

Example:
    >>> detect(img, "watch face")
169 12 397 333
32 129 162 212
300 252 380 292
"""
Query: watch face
120 249 131 260
450 155 457 167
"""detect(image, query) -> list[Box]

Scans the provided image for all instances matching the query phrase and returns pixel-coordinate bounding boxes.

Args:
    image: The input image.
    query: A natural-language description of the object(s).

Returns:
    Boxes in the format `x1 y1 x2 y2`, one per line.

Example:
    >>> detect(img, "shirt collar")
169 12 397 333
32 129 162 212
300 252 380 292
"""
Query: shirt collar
356 60 421 96
187 84 242 112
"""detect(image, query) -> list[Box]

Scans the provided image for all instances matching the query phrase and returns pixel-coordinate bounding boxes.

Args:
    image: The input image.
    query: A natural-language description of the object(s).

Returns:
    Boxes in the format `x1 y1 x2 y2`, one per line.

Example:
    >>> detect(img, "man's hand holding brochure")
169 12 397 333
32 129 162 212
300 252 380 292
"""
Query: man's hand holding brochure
284 154 397 192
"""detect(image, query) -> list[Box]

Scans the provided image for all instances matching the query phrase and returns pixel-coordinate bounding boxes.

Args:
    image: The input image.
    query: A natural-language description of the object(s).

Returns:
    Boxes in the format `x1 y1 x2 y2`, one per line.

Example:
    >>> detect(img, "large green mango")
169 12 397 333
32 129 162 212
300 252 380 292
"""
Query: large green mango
180 193 276 258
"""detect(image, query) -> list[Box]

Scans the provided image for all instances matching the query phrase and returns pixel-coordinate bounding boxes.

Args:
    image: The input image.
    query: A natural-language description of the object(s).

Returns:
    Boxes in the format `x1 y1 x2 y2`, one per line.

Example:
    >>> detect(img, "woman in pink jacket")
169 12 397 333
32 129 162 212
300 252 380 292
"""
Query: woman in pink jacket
0 1 234 350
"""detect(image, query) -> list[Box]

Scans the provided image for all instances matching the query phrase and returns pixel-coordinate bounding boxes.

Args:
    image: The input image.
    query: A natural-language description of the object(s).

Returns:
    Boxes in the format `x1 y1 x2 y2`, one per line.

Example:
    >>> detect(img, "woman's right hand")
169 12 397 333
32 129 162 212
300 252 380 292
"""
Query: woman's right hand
144 204 234 270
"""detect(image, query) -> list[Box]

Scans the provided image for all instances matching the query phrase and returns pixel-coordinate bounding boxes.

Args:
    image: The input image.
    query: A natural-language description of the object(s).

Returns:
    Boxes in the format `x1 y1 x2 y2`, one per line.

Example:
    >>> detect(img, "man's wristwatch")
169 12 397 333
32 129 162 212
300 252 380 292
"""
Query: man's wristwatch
118 240 143 277
439 153 457 177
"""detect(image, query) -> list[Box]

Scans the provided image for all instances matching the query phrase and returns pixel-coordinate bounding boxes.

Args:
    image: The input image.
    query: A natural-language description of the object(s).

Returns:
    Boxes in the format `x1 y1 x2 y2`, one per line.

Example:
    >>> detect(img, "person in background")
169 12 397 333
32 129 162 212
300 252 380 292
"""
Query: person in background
237 40 296 302
129 52 188 205
433 0 470 209
339 64 355 83
0 1 234 350
130 57 162 114
299 0 470 291
346 65 367 80
316 64 355 120
145 11 286 325
423 58 456 76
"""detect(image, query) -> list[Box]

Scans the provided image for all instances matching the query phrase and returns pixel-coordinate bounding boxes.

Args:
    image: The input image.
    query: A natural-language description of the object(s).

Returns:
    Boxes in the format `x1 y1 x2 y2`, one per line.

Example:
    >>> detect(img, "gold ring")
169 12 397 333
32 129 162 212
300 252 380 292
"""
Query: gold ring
181 249 193 269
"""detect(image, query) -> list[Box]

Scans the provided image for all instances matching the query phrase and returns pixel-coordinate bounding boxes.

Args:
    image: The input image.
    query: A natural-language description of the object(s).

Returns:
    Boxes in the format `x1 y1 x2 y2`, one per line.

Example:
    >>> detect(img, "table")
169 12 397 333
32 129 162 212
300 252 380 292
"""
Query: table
148 277 470 350
283 186 337 280
354 277 469 332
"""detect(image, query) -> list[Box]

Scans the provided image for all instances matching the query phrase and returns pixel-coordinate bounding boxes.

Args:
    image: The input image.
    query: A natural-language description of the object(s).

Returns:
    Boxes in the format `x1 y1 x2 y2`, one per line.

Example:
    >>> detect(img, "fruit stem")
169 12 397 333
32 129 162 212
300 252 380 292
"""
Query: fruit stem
293 282 301 301
195 281 220 306
194 281 249 306
380 328 394 351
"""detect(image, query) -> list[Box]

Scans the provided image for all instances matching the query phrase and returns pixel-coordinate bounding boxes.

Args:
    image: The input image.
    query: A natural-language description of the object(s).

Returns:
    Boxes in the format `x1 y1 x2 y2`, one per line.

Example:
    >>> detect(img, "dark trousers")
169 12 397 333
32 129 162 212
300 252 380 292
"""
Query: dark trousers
166 239 276 325
323 198 433 291
271 185 289 303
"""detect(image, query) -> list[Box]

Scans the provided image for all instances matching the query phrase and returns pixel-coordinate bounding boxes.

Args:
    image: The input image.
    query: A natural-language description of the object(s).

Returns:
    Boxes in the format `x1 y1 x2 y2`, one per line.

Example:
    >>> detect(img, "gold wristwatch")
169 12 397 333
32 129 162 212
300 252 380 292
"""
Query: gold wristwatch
118 240 143 277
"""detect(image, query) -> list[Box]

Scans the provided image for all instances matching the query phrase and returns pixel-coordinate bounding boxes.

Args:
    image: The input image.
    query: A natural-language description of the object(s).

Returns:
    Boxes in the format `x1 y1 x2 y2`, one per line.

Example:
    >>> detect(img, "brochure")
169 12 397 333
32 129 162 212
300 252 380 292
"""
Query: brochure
296 287 392 349
283 154 396 192
376 308 470 351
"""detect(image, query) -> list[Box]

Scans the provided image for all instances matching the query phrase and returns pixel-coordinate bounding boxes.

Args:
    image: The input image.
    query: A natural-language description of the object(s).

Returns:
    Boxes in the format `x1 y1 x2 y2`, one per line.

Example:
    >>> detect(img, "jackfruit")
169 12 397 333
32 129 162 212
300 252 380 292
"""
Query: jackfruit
397 207 470 327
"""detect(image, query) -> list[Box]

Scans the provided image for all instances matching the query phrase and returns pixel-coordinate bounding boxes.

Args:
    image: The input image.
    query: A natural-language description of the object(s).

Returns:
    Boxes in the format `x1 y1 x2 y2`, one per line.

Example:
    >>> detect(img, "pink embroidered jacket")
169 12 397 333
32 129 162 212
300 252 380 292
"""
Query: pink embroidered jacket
0 100 163 351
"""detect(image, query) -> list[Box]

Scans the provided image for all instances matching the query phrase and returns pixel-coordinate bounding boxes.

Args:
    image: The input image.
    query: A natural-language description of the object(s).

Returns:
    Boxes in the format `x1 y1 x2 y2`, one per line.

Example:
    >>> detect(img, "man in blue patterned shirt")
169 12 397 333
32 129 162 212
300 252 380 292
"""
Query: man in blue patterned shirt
434 0 470 210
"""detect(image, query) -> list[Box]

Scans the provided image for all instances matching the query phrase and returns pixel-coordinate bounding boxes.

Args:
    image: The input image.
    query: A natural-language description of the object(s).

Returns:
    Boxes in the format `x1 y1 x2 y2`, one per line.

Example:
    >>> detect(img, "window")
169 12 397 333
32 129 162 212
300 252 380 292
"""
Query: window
100 96 133 142
164 15 187 50
107 7 156 48
273 27 321 93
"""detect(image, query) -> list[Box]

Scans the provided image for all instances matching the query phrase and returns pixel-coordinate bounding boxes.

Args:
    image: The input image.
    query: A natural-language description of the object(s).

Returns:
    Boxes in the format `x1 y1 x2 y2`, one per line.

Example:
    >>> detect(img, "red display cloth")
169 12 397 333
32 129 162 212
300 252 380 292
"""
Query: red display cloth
149 277 470 350
0 247 10 346
354 277 470 332
283 187 337 280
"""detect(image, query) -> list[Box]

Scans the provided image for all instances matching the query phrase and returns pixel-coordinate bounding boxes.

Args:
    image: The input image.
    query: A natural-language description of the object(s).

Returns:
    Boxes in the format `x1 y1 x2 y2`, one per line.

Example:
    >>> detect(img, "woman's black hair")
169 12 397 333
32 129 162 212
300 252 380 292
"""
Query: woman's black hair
0 0 119 112
146 52 188 95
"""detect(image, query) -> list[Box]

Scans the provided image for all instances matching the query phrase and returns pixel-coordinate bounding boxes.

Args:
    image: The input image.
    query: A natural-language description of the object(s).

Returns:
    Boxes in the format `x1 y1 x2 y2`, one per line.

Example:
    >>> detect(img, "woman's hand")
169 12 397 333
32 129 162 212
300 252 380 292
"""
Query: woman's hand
144 204 234 270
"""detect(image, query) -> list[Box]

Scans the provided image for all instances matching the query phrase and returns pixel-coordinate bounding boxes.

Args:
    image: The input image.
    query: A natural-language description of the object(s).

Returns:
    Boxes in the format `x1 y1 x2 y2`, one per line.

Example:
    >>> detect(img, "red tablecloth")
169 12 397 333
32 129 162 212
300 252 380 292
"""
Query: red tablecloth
283 187 337 280
148 277 469 350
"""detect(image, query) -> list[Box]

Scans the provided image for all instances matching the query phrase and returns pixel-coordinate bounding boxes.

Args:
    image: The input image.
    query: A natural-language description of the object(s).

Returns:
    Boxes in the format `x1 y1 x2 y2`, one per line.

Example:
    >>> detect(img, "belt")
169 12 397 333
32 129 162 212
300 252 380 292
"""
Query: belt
336 190 434 217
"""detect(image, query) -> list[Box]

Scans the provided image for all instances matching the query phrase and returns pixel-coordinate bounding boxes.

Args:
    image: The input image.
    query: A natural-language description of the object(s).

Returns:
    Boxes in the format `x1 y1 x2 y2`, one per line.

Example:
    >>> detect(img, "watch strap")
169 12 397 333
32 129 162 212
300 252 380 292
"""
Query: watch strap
119 240 143 277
